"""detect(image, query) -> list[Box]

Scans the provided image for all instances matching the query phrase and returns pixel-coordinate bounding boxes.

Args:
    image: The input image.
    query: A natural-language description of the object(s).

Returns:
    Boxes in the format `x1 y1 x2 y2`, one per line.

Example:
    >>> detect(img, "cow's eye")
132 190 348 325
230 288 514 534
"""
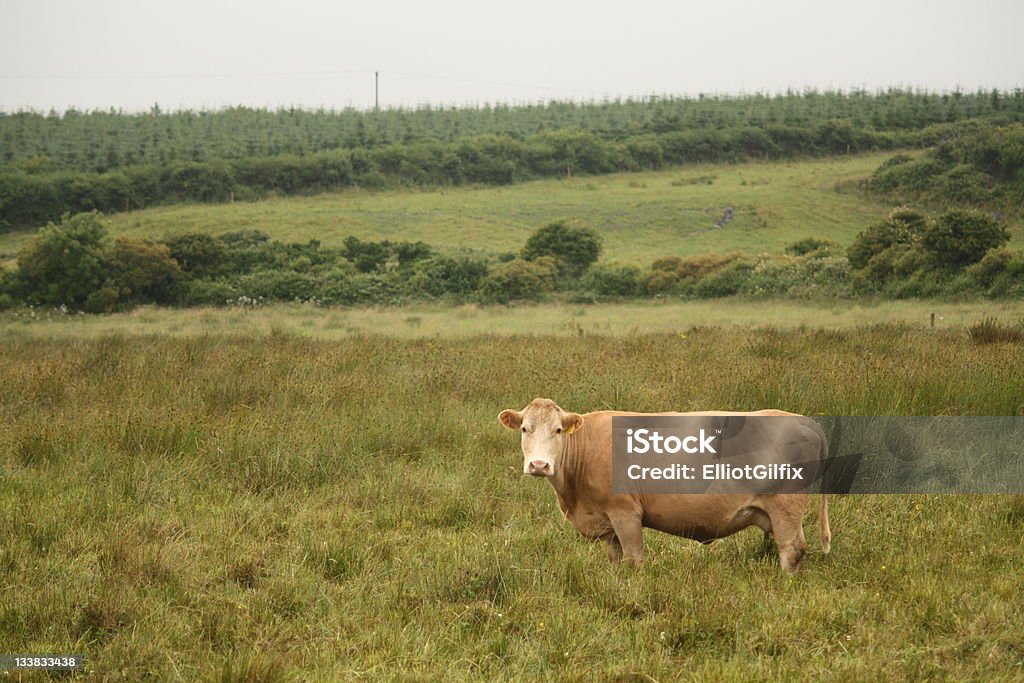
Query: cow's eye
556 427 562 434
521 427 527 433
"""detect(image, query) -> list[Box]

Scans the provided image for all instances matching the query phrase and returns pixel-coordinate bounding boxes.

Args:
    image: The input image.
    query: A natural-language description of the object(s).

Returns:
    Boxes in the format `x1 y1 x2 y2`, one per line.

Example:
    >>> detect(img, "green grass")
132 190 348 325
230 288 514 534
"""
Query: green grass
4 298 1024 341
0 153 954 266
2 328 1024 679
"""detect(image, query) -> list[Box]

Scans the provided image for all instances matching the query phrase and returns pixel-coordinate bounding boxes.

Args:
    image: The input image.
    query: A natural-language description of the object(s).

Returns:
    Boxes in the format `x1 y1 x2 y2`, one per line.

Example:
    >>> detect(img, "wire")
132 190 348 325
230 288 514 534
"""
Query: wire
0 68 599 96
0 69 374 80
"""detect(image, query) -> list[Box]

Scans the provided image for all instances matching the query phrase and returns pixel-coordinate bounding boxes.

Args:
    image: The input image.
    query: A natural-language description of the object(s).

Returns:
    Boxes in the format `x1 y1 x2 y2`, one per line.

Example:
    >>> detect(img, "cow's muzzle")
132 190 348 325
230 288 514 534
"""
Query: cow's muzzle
527 460 553 477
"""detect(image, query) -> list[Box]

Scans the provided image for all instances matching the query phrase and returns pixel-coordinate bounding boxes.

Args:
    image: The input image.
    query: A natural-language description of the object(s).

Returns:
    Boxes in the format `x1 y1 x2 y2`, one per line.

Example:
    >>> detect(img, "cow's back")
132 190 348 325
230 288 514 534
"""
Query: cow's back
572 409 821 542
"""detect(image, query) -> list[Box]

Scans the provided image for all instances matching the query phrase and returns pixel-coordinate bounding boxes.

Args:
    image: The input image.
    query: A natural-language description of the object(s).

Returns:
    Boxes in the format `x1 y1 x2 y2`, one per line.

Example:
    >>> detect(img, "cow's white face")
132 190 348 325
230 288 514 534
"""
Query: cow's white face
498 398 584 477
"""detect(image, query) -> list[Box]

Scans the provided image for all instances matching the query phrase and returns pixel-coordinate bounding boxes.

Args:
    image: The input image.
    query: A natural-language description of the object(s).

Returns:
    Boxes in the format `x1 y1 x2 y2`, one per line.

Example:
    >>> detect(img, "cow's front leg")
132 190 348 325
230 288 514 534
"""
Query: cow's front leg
606 511 644 566
604 534 623 565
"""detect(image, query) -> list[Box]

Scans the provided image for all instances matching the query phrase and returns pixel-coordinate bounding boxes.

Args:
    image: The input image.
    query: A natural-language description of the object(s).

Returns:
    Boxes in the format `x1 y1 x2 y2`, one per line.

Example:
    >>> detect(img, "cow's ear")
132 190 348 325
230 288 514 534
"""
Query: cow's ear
498 409 523 430
562 413 584 435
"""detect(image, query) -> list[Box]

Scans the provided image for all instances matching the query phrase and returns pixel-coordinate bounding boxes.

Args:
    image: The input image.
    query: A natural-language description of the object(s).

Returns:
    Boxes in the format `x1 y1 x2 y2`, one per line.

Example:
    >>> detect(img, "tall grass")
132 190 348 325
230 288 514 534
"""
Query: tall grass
2 327 1023 679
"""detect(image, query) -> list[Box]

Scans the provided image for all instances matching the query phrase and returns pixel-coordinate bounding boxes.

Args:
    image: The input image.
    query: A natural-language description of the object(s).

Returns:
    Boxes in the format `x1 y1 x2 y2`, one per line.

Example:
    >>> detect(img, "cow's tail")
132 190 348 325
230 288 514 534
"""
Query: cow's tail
818 419 832 555
819 489 831 555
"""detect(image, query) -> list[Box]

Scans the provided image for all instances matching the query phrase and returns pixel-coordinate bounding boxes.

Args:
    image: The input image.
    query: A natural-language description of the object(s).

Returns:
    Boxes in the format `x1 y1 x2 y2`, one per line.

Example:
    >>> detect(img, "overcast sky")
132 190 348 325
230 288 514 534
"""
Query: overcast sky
1 0 1022 112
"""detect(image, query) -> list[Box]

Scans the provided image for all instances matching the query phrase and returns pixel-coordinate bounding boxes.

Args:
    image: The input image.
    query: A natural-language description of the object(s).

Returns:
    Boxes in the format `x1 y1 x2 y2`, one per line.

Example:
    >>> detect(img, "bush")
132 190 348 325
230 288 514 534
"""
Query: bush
921 209 1009 269
164 232 229 278
481 258 557 303
0 267 16 309
179 278 240 306
405 256 488 297
581 263 642 297
343 236 391 274
786 237 838 257
521 221 602 278
106 238 182 304
691 259 756 298
83 283 122 313
236 270 318 302
967 248 1017 287
847 207 928 270
742 255 853 298
641 253 742 294
854 243 929 290
967 248 1024 296
394 241 433 268
15 211 109 307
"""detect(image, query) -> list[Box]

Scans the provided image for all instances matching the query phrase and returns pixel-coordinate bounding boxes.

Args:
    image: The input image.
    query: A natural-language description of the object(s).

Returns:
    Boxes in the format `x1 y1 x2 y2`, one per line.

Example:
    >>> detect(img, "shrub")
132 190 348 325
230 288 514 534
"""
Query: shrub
394 241 434 268
743 255 853 298
691 259 756 298
967 248 1018 287
581 263 642 297
521 221 602 278
15 211 109 307
847 207 928 270
786 237 838 257
641 253 742 294
967 248 1024 297
163 232 229 278
236 270 318 301
405 256 488 297
179 278 240 306
481 258 557 303
921 209 1009 269
106 238 182 304
854 243 929 290
343 236 391 273
83 283 122 313
0 267 17 309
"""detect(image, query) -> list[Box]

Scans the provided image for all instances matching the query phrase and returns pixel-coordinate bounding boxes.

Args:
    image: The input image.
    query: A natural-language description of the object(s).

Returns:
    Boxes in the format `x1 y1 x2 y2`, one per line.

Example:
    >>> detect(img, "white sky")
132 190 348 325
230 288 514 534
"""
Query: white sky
1 0 1022 112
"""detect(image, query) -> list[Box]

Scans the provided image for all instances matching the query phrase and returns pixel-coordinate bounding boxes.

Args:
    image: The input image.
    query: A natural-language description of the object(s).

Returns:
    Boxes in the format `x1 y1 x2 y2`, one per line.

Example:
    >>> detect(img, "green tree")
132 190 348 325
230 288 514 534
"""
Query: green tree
921 209 1009 269
521 221 602 278
16 211 109 306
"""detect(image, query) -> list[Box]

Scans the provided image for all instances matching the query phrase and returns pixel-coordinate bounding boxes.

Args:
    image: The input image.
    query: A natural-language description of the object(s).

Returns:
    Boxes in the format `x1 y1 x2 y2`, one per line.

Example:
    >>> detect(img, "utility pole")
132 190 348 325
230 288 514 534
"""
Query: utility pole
375 71 379 111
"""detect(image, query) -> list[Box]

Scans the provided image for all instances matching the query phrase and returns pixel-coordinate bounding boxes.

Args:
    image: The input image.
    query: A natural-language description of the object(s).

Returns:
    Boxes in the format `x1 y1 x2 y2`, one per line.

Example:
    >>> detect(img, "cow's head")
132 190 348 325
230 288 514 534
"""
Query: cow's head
498 398 584 477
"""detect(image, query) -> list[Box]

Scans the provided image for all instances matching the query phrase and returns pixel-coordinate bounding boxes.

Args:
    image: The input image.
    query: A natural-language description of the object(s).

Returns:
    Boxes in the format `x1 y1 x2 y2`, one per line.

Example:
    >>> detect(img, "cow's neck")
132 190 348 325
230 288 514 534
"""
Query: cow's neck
548 433 582 514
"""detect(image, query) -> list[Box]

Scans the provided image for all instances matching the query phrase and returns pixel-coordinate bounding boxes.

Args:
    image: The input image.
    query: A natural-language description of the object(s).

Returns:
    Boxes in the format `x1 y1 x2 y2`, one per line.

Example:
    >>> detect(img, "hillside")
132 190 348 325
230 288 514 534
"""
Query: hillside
0 153 926 264
3 89 1023 230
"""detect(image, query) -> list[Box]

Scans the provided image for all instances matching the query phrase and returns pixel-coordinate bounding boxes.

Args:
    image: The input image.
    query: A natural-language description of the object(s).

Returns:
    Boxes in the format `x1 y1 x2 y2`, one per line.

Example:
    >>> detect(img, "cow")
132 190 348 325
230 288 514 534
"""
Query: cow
498 398 831 572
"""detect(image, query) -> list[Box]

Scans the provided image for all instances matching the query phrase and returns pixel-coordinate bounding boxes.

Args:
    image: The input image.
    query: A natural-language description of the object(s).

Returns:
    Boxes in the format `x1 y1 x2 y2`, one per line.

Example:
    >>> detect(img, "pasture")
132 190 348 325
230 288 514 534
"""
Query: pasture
2 324 1023 679
4 298 1024 341
0 152 914 265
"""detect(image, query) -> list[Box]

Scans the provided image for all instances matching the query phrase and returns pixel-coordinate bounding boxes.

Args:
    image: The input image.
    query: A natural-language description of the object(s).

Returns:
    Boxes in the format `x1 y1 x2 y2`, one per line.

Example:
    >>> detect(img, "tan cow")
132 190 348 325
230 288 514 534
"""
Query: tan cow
498 398 831 572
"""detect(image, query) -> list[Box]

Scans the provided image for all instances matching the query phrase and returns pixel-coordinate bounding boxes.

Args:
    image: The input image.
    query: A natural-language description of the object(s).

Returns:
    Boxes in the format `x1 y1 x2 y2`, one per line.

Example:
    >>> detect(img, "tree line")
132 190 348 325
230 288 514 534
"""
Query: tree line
0 119 998 230
4 89 1023 172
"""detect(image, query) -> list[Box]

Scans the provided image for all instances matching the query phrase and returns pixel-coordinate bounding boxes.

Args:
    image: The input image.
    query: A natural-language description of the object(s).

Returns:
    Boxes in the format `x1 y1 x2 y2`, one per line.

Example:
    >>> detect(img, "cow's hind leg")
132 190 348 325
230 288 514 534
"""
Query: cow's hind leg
769 515 807 573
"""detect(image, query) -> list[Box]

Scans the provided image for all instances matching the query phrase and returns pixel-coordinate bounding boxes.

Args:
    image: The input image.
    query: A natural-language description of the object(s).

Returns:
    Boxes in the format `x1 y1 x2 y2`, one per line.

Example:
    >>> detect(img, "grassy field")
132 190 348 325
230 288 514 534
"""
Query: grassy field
0 152 937 266
4 298 1024 341
2 326 1024 680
